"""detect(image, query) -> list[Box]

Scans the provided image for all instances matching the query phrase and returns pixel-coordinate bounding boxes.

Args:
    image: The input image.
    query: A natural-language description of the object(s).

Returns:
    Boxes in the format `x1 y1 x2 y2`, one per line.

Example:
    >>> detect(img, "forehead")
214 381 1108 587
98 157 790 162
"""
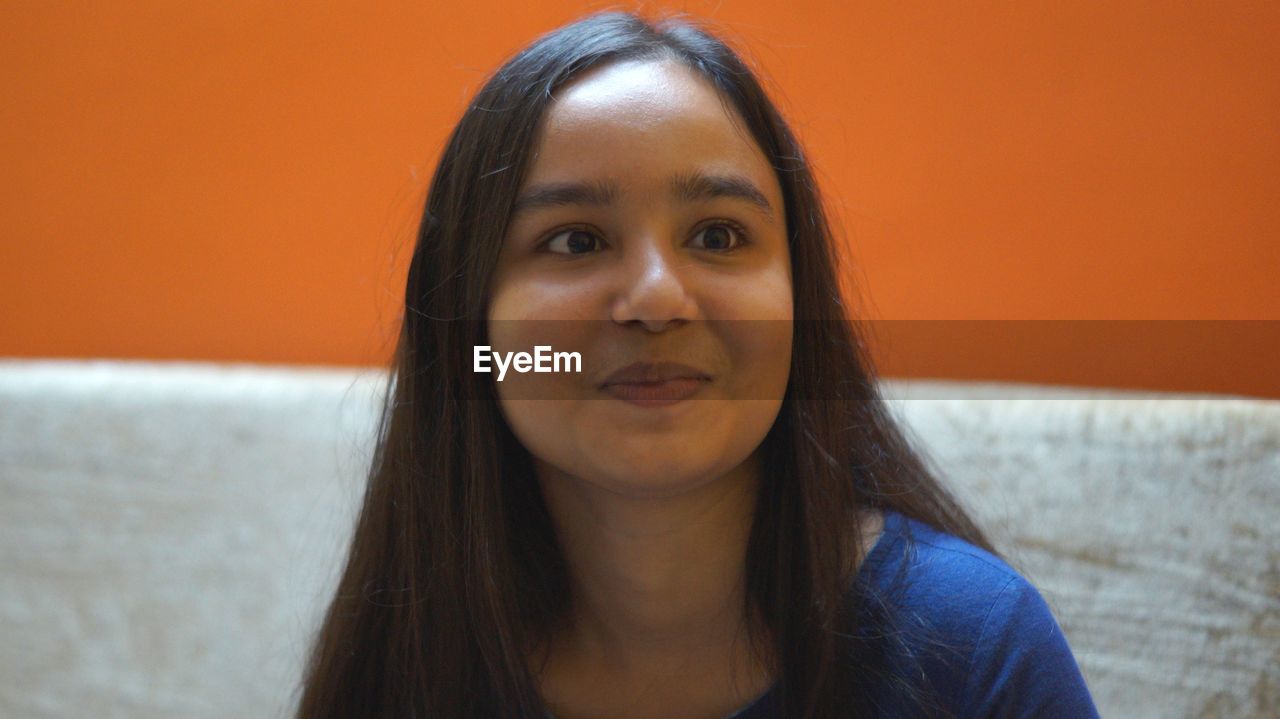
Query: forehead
525 59 777 192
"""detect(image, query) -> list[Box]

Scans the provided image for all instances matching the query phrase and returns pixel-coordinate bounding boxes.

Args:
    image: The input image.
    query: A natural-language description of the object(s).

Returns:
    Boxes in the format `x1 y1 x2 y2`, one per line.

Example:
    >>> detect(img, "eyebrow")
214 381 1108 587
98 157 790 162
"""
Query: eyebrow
510 170 776 221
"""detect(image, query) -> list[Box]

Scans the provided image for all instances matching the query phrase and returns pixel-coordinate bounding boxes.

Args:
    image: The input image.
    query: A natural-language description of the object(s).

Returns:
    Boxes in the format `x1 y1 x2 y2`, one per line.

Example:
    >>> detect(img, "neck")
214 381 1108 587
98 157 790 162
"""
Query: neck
534 450 764 676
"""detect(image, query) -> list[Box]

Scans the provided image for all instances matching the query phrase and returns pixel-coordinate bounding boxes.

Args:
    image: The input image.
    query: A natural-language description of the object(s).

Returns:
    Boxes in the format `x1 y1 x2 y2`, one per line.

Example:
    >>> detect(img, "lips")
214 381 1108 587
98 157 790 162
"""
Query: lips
599 361 712 388
599 361 712 407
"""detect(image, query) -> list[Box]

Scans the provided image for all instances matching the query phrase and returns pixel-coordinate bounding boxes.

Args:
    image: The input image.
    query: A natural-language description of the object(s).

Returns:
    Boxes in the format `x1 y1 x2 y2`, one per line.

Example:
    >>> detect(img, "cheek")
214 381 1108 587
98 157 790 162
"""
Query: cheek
706 269 793 399
487 316 594 475
700 252 793 318
723 320 792 401
486 263 599 399
488 266 605 323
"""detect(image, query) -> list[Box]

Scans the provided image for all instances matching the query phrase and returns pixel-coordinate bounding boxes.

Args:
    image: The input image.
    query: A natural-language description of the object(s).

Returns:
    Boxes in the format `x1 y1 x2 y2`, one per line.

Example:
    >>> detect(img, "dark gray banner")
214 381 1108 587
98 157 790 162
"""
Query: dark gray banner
434 320 1280 400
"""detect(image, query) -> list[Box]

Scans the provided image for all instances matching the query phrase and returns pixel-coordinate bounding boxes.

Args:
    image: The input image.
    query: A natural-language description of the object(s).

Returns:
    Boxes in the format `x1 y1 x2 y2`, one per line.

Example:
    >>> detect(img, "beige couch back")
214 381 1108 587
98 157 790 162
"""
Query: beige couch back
1 360 1276 718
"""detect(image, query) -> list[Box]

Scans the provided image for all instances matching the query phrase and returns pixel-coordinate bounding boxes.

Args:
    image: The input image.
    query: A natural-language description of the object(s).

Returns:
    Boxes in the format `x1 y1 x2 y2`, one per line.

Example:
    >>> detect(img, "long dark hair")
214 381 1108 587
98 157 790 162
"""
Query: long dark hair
295 10 994 719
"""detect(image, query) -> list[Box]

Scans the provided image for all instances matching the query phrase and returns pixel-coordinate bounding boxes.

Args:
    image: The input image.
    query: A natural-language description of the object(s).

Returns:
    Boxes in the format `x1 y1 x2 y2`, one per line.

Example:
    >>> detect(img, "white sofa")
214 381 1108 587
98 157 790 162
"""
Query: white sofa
1 360 1276 718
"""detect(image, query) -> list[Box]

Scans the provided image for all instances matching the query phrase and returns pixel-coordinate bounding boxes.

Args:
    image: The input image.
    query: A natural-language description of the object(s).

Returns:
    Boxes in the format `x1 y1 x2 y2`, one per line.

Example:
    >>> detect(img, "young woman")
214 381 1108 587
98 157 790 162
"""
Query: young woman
295 10 1099 719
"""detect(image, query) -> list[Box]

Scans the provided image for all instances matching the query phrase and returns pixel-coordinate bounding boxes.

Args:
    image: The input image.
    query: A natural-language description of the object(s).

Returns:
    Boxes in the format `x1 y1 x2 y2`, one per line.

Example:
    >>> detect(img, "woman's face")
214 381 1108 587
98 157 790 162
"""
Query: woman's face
487 58 793 498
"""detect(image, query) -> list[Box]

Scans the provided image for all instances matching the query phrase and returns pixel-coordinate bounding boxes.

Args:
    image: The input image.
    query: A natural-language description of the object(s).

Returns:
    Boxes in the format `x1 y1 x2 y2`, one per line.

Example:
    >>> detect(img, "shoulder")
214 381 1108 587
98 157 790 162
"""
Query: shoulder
865 509 1024 626
858 512 1100 717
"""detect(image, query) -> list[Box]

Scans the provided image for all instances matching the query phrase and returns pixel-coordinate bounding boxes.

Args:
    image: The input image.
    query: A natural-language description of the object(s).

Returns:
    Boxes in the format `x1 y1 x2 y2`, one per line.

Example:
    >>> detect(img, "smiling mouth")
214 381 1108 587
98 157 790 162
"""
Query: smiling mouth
599 377 710 407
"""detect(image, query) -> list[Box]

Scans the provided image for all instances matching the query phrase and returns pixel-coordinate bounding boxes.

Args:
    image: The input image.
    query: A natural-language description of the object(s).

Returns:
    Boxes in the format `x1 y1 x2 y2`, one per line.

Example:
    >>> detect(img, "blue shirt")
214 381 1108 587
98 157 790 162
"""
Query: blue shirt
725 510 1101 718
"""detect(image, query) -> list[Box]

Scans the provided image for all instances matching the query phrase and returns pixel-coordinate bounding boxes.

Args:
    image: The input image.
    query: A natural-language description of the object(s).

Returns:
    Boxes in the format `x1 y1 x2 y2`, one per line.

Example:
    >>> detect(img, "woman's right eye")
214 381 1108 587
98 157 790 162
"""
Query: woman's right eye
542 228 603 255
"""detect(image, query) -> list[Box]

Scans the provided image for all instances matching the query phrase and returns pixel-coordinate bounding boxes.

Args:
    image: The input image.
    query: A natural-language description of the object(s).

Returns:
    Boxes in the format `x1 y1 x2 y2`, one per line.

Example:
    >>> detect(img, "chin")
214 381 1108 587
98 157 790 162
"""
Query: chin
585 454 745 497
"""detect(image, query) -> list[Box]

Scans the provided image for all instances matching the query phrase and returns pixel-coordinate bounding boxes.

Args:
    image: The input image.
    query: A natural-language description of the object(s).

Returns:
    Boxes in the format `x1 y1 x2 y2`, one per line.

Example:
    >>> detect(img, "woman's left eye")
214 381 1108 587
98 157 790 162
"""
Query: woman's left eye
689 222 748 251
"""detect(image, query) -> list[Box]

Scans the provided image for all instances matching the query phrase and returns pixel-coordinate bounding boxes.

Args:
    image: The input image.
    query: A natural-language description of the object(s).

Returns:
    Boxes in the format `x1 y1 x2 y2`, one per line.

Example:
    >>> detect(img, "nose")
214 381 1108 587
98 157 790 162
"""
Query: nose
609 238 698 332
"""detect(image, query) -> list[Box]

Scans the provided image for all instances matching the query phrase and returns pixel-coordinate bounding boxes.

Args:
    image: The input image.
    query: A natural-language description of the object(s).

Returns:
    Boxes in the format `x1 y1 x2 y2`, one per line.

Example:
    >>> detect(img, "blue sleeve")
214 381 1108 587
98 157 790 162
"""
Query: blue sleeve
958 575 1101 718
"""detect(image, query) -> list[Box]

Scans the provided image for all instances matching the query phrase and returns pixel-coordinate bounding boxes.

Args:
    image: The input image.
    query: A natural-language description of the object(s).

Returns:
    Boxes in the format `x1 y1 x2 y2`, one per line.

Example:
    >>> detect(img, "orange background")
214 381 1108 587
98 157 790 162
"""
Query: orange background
2 2 1277 398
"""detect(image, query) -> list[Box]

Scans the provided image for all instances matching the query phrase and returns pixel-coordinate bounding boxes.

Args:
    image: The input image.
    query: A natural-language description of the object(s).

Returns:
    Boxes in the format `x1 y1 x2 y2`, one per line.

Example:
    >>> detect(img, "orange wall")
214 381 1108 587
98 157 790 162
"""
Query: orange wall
2 2 1277 398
